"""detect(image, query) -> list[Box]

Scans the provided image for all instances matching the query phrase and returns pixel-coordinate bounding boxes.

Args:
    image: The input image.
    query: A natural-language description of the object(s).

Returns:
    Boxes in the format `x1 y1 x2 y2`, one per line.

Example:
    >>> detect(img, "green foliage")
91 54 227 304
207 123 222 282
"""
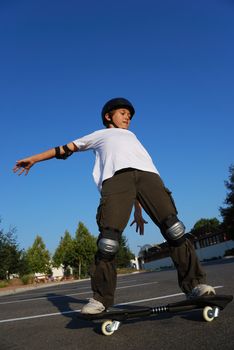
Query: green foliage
26 235 51 274
0 224 21 280
18 250 33 276
116 235 134 268
220 164 234 239
0 217 134 282
53 231 74 269
52 222 97 279
0 280 9 288
21 274 34 285
191 218 221 237
73 222 97 278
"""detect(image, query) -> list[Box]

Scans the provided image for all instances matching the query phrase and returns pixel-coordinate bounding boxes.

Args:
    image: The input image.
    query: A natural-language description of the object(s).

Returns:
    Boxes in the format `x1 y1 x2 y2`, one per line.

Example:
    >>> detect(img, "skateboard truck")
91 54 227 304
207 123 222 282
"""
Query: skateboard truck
102 320 121 335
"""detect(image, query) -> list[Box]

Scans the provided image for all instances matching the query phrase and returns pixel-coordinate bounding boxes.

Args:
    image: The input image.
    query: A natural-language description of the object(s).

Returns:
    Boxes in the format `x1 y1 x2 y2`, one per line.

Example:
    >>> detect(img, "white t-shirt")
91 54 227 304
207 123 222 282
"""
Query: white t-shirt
73 128 159 191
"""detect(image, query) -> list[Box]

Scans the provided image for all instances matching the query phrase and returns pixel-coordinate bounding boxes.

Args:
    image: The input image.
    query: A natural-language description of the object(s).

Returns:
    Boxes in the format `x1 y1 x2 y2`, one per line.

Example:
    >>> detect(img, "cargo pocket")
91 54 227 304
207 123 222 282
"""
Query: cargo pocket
164 187 178 214
96 197 106 229
89 261 96 277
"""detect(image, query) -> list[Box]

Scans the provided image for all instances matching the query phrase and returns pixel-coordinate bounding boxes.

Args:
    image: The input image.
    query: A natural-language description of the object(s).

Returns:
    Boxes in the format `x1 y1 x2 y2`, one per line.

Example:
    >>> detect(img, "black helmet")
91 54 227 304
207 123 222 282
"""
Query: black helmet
101 97 135 125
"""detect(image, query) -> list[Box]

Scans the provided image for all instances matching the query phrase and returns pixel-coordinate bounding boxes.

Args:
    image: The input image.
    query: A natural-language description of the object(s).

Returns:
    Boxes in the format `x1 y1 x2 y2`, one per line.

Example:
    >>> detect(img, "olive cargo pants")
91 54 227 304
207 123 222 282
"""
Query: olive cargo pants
91 169 206 308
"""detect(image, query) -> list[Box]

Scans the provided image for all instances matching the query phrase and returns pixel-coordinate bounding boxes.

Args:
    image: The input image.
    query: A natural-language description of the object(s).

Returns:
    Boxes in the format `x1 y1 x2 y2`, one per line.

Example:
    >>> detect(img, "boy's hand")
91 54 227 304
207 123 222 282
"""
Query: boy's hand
130 201 148 235
13 158 35 176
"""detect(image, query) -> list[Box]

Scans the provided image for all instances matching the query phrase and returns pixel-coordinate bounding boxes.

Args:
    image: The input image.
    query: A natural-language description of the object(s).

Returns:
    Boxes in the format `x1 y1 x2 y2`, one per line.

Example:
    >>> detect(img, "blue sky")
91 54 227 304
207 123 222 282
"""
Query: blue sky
1 0 233 256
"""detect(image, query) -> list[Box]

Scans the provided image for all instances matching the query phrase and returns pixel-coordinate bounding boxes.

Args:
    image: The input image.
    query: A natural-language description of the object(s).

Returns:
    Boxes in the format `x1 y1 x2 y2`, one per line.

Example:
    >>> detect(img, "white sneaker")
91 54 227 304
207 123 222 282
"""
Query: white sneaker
81 298 105 314
186 284 216 300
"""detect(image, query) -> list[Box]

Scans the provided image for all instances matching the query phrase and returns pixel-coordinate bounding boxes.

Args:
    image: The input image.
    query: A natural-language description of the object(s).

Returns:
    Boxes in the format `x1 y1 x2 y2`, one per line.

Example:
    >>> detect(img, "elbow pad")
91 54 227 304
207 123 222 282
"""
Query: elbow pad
55 145 73 160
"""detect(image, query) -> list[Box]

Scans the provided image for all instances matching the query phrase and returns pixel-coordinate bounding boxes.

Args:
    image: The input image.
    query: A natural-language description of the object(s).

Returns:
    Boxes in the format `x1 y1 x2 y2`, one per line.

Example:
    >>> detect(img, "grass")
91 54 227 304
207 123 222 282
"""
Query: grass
117 267 140 274
0 280 9 288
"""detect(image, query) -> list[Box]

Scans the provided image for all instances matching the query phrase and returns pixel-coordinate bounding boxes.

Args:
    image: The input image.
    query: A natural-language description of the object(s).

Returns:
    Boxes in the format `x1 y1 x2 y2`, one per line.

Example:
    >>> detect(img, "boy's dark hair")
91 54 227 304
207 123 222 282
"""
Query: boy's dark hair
101 97 135 126
103 110 116 127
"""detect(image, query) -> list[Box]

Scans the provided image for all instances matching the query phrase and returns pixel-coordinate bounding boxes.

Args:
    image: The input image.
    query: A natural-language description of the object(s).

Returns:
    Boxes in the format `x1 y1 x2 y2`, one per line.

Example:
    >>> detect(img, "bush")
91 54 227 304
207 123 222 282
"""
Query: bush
0 280 9 288
21 274 34 285
117 267 137 274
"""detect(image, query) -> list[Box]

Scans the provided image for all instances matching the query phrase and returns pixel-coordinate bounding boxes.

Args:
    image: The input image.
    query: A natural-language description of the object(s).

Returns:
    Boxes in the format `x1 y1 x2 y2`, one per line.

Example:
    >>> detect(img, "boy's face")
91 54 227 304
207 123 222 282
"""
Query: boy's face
105 108 131 129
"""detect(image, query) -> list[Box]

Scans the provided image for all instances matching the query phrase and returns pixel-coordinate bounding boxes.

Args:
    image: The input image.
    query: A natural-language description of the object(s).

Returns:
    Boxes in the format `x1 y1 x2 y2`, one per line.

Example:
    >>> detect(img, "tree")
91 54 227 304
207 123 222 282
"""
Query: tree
26 235 51 274
220 164 234 239
0 223 21 280
18 250 33 277
53 230 74 276
190 218 221 237
116 235 134 268
73 222 97 278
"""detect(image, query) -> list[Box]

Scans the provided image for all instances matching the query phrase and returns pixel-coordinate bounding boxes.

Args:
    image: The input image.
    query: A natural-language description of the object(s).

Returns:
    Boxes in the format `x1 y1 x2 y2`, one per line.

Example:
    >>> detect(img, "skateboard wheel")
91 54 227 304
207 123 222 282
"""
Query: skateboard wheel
101 320 115 336
203 306 215 322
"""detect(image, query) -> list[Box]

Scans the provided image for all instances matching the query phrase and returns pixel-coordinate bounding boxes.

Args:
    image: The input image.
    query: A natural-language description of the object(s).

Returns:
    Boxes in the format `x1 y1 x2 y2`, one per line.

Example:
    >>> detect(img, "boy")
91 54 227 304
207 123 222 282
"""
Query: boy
13 97 215 314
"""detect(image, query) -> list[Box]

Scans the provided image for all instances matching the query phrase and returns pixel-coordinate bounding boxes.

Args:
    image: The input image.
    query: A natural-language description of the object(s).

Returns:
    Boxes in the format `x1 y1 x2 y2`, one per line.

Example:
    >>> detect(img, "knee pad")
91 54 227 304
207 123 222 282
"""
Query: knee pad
161 215 186 247
98 238 119 255
97 227 121 259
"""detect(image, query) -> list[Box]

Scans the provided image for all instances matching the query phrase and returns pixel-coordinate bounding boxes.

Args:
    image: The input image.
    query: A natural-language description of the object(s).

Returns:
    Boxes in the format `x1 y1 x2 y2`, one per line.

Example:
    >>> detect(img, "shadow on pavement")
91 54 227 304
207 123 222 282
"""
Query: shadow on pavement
46 293 93 330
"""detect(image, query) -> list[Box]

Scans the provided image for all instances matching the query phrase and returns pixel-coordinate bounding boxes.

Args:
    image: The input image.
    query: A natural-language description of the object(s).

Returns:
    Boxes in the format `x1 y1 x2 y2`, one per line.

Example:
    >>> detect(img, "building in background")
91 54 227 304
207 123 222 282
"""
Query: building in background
138 231 234 271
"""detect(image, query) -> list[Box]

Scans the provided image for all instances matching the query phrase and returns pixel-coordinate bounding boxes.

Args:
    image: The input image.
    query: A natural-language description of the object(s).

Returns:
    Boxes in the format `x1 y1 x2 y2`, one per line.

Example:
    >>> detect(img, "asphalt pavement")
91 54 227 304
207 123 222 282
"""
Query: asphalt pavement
0 259 234 350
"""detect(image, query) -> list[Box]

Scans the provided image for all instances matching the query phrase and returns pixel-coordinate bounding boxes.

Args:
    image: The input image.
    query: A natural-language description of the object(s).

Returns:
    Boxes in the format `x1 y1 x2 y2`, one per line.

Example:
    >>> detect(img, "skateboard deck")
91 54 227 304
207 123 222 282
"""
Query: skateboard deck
78 294 233 336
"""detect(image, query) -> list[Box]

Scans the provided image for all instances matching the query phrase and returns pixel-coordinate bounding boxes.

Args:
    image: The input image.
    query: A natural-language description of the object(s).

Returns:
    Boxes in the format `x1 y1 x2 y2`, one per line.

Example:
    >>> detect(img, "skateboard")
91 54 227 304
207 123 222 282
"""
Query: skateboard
78 294 233 336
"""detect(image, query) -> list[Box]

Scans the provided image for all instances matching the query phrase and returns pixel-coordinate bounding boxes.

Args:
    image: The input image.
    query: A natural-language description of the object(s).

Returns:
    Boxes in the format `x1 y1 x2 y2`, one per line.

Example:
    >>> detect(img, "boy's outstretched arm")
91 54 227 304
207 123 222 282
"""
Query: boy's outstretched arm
13 142 78 176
